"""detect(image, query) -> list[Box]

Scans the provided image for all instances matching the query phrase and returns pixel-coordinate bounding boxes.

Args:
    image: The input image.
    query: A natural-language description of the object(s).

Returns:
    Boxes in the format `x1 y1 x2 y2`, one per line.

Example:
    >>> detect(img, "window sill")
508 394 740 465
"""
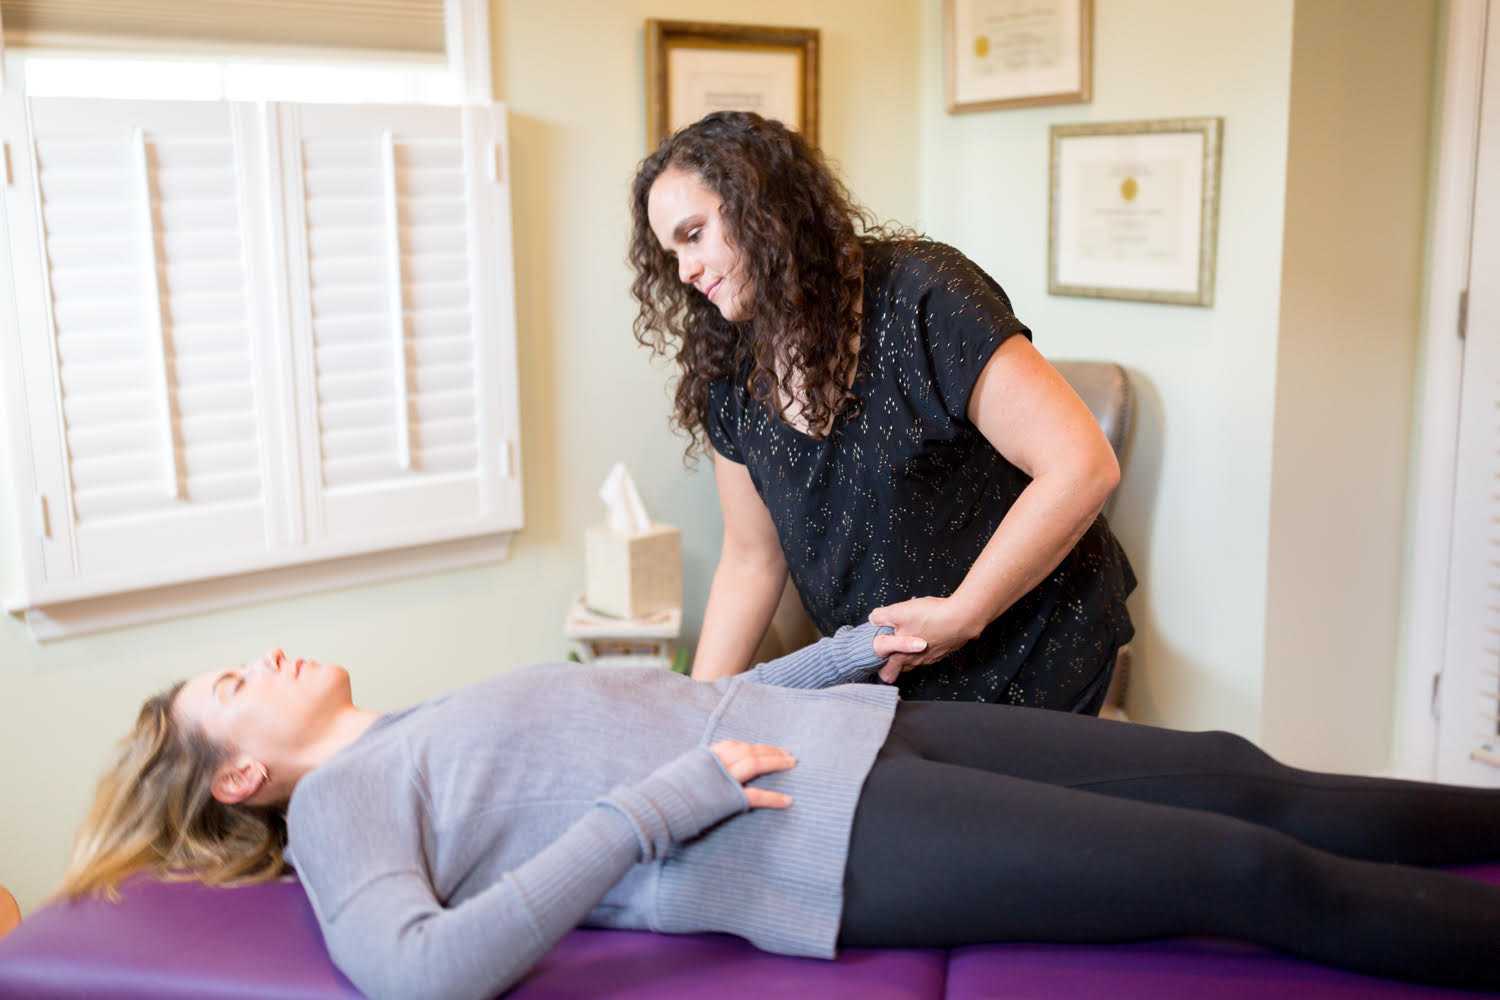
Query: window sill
6 530 515 641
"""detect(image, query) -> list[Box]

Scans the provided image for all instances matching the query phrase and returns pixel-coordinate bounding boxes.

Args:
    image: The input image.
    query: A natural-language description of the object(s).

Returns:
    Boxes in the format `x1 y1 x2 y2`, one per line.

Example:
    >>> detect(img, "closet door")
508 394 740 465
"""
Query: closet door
0 96 284 603
275 102 522 557
1436 2 1500 787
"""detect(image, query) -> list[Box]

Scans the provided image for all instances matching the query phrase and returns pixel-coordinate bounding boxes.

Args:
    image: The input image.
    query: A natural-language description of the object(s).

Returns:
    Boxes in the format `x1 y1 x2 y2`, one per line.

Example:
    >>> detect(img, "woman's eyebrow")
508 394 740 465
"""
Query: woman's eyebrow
671 216 703 242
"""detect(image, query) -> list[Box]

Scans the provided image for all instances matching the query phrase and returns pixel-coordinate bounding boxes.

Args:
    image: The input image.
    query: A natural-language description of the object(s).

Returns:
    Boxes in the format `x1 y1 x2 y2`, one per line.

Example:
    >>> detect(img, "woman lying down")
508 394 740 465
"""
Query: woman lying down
62 624 1500 999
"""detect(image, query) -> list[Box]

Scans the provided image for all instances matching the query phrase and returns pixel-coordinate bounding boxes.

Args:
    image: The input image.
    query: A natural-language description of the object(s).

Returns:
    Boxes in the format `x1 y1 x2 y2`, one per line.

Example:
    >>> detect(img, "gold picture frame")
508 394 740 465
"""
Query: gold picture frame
645 20 820 150
1048 117 1224 307
945 0 1092 112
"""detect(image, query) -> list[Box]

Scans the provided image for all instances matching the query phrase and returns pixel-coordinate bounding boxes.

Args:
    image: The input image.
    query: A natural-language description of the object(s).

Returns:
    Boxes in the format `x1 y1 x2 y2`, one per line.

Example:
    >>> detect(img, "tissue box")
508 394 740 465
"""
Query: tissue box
585 523 682 619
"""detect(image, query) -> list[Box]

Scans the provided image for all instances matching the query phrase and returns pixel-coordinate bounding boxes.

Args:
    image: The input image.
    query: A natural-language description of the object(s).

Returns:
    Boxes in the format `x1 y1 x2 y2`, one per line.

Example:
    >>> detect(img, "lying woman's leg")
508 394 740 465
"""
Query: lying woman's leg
840 749 1500 990
885 701 1500 864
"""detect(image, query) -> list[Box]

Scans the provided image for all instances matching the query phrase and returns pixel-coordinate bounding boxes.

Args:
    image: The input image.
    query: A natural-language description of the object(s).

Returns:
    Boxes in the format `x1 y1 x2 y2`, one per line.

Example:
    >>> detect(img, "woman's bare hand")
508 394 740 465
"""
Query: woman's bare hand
709 740 796 809
869 596 979 682
873 630 929 664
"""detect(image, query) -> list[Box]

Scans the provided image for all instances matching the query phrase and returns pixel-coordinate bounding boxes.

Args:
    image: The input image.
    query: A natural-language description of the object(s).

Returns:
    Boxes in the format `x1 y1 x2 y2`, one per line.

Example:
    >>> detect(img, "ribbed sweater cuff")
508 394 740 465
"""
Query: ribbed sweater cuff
603 747 749 859
750 621 893 688
821 622 892 683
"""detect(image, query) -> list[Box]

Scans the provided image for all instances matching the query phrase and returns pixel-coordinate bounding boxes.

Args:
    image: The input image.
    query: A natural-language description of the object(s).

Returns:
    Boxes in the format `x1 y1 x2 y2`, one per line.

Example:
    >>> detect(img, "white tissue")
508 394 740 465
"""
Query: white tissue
599 462 652 536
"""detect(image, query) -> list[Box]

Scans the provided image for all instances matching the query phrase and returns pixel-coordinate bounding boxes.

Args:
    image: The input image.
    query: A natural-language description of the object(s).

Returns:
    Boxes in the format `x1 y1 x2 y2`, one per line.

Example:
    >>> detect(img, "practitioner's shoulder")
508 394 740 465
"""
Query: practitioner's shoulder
866 238 994 295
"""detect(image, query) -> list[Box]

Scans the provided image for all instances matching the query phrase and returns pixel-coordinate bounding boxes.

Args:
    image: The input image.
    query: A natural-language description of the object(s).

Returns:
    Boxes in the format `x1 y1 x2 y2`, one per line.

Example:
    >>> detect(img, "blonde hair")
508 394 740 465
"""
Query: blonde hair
57 682 289 900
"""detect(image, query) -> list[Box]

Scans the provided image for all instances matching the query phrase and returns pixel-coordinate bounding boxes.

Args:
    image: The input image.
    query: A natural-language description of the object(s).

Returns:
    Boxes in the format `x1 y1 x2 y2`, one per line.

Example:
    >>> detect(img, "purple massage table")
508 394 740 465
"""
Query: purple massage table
1 865 1497 998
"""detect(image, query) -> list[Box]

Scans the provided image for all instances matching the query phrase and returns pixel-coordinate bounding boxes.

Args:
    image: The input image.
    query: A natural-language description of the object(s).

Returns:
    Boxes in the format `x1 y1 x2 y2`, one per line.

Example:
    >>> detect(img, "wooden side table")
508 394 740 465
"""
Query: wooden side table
564 595 682 670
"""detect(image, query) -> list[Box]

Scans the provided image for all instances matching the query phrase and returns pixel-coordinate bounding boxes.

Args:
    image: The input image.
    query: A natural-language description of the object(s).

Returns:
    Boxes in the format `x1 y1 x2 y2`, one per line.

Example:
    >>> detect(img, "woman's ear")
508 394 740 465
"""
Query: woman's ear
211 757 266 805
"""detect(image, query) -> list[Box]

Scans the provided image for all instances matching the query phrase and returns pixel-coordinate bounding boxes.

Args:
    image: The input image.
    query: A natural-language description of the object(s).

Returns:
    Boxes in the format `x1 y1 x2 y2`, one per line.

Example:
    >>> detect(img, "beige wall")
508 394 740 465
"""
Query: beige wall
1262 0 1437 770
0 0 920 914
918 0 1439 770
918 0 1298 736
0 0 1444 914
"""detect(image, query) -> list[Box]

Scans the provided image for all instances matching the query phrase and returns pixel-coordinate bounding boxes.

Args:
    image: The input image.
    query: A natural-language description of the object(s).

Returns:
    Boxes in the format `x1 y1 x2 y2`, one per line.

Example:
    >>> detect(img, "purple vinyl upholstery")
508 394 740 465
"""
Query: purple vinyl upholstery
509 931 946 1000
945 938 1498 999
3 864 1498 999
0 876 361 1000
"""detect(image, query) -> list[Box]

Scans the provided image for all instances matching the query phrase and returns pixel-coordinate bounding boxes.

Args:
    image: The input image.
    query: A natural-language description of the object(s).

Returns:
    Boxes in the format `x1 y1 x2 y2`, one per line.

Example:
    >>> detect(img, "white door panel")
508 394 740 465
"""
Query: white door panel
1437 1 1500 785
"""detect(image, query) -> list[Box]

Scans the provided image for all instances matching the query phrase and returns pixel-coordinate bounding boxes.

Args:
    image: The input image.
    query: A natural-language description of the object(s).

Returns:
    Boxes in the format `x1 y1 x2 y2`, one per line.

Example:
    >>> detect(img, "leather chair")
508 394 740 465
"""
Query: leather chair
757 359 1137 719
1052 360 1135 720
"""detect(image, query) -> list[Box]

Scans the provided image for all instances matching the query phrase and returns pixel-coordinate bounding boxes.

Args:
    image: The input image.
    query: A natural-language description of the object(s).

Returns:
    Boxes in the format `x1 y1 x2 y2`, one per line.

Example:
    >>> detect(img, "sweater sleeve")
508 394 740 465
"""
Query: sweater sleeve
289 747 748 1000
737 621 892 689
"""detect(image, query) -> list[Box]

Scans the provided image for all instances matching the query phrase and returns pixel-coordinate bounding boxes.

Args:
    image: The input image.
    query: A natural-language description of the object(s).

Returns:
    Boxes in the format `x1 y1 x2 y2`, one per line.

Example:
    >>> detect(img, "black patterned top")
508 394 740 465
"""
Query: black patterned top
705 240 1136 708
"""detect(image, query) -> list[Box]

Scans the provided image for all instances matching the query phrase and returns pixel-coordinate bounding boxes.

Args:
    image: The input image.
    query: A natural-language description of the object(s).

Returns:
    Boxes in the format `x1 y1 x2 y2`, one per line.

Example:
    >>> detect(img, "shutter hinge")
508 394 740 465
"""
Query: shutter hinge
1430 670 1442 720
499 440 514 477
1458 289 1469 340
37 494 51 540
489 142 504 184
2 142 12 186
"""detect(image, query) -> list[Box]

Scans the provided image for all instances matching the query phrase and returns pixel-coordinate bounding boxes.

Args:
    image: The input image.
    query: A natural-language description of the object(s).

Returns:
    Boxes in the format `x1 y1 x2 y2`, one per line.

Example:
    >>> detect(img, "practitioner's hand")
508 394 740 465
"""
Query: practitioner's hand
874 631 929 662
869 596 982 683
709 740 796 809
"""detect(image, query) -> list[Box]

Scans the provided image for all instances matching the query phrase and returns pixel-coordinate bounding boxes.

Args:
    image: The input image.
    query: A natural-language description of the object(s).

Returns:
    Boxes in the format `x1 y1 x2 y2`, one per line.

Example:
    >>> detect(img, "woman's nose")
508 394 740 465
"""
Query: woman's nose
677 254 701 285
256 648 285 675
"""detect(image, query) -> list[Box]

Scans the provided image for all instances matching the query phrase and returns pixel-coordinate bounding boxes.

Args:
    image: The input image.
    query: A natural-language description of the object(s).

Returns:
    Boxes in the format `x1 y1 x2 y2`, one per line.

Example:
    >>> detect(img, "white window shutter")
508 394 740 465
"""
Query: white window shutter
0 96 285 602
1 95 522 637
276 101 521 555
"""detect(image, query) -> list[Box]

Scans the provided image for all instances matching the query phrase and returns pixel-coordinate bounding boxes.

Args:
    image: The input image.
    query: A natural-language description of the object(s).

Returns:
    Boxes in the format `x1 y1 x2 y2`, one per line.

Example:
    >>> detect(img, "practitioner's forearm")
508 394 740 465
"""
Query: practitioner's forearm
691 554 787 681
948 465 1113 634
870 338 1121 673
869 464 1113 677
947 339 1121 632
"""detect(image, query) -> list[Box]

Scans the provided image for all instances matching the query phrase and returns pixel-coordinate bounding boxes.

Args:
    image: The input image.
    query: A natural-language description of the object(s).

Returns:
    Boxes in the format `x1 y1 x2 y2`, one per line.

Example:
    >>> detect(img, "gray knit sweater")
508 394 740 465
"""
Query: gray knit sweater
285 623 897 1000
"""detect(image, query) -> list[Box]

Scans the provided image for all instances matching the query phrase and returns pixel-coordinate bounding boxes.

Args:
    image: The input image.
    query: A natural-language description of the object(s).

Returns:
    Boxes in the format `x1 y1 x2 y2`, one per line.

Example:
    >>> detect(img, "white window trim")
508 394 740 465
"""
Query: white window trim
0 0 490 102
445 0 492 103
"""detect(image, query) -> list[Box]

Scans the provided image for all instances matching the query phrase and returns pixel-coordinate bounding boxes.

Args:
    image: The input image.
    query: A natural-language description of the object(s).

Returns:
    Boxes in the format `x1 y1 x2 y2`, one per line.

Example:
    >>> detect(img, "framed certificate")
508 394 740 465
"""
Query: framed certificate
946 0 1092 112
1048 118 1224 306
645 20 819 149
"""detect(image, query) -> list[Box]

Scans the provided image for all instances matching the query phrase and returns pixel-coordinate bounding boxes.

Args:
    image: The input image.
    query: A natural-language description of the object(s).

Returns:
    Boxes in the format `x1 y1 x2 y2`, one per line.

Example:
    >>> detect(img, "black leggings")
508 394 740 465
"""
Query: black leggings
840 702 1500 990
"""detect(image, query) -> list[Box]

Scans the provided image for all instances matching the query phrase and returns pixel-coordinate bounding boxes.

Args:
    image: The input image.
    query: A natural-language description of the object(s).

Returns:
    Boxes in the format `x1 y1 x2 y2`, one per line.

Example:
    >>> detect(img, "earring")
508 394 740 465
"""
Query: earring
257 763 270 785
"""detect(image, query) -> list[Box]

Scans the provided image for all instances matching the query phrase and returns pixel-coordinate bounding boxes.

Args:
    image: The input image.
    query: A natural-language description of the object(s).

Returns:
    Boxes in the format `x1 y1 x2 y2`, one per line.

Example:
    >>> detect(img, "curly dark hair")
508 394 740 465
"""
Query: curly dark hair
629 111 906 456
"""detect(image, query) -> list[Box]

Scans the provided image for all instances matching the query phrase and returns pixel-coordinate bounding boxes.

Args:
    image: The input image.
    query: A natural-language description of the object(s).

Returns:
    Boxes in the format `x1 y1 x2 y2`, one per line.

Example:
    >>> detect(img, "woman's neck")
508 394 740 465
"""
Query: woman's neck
289 707 382 789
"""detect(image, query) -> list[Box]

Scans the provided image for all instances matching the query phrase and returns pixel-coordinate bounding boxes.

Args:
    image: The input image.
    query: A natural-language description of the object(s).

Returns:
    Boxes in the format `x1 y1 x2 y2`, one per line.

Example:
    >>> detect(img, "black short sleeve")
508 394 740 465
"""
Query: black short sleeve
703 379 744 463
911 246 1032 421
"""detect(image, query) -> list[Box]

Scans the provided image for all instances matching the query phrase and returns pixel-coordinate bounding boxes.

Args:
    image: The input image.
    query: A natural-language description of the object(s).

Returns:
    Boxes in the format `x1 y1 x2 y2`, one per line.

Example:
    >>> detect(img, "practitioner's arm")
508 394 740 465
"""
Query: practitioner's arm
291 742 790 1000
737 621 924 689
871 337 1118 682
691 453 789 680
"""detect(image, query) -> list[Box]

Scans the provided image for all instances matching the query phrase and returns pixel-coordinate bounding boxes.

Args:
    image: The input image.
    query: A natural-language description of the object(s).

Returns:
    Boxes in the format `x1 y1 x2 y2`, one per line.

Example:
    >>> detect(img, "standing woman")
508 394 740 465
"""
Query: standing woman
630 111 1136 711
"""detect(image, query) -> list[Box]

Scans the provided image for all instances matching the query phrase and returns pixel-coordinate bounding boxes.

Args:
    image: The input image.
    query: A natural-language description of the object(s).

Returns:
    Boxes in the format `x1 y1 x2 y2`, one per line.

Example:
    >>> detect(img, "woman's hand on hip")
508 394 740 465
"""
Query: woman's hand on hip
869 596 982 682
709 740 796 809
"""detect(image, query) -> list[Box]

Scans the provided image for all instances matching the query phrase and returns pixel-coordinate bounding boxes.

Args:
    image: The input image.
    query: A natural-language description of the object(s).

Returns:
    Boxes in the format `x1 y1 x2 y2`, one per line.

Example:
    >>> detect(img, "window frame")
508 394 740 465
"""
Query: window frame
0 0 521 641
0 0 490 102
